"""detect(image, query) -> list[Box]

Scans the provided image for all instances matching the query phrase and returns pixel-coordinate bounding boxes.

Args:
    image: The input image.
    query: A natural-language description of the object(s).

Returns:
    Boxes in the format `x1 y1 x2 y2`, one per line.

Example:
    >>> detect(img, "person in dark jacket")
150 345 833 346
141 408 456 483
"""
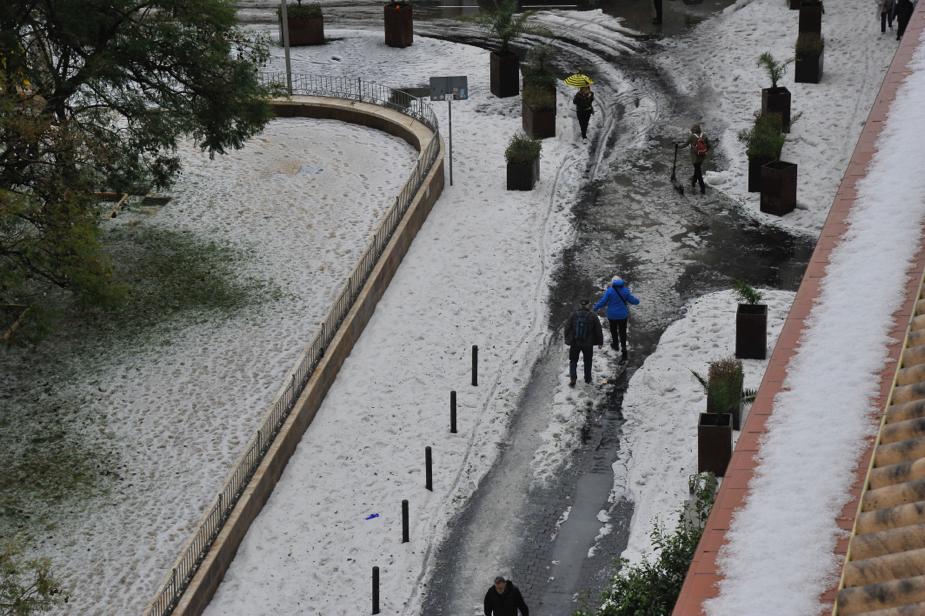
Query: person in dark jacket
686 123 711 195
896 0 914 39
573 86 594 140
593 276 641 363
880 0 895 32
484 577 529 616
564 299 604 387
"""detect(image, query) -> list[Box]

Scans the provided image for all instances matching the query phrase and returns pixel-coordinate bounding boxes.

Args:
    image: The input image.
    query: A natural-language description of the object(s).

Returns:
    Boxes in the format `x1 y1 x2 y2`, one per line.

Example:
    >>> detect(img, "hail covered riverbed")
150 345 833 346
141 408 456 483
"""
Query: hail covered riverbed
0 118 416 614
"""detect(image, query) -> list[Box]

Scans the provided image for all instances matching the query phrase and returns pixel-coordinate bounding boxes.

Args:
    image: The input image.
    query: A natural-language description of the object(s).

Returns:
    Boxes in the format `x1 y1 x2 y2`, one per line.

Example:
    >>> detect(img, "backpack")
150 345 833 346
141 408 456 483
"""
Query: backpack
694 134 708 157
573 311 593 345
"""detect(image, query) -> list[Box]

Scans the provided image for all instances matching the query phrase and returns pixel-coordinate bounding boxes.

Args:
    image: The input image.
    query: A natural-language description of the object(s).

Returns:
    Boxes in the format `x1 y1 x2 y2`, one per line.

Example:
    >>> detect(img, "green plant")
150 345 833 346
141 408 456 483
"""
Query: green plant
758 52 792 89
796 32 824 59
522 44 557 88
734 280 764 305
707 357 744 415
279 1 322 18
738 113 785 160
1 543 66 615
522 84 555 110
477 0 538 52
505 132 542 163
573 473 717 616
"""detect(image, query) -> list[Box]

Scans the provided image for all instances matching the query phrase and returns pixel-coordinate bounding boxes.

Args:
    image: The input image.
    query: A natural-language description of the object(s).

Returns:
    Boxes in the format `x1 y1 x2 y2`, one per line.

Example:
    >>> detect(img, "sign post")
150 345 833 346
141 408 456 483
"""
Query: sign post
429 76 468 186
280 0 293 95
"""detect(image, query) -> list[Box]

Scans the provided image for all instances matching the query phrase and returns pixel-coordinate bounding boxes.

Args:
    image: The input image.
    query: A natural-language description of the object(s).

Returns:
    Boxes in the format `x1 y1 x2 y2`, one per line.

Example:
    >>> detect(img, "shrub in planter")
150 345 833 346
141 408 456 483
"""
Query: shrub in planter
795 32 824 83
799 0 824 34
734 281 767 360
706 357 744 430
505 132 541 190
761 160 798 216
522 43 557 91
698 412 732 476
522 84 556 139
758 52 792 132
738 113 785 193
384 0 413 48
278 1 324 46
478 0 536 98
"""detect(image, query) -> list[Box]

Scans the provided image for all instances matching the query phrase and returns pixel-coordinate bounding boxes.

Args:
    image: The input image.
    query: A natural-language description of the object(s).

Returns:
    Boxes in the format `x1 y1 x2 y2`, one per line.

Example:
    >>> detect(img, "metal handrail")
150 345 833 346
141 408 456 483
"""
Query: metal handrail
146 74 440 616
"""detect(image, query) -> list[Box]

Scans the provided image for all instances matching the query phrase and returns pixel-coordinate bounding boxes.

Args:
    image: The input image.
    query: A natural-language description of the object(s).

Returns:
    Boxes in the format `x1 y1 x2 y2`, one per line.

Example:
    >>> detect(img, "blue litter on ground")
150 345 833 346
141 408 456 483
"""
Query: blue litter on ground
365 513 380 520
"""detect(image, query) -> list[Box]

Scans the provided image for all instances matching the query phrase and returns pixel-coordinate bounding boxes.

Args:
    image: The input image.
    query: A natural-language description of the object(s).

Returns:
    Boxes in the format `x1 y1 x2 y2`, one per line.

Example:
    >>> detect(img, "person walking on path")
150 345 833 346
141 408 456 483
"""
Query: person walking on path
896 0 914 39
686 124 710 195
593 276 640 363
879 0 895 32
573 86 594 140
484 577 529 616
564 299 604 387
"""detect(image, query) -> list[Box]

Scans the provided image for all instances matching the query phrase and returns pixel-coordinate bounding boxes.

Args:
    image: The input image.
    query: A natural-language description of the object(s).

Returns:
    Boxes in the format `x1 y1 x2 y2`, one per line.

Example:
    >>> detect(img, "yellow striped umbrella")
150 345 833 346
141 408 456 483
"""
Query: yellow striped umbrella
564 73 593 88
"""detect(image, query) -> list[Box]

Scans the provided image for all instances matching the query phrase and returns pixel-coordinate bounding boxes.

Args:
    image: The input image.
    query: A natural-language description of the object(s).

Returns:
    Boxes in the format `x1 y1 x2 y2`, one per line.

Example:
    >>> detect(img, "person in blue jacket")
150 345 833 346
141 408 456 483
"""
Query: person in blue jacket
593 276 640 362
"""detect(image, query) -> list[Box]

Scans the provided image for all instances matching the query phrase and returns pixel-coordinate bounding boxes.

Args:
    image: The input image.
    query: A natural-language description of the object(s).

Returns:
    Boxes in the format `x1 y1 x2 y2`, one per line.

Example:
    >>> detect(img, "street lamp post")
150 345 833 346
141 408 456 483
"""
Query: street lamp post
279 0 293 95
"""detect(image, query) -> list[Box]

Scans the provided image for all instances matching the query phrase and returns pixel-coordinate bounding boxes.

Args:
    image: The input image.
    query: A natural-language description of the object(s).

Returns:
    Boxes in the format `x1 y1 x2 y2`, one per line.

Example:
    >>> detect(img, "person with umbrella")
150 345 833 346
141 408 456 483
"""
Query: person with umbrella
565 72 594 140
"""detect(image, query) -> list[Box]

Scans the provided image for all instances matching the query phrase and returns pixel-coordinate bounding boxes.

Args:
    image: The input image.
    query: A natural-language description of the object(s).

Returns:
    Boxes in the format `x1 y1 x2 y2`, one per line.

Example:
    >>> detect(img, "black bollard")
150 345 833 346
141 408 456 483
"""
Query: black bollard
472 345 478 386
450 390 457 434
425 446 433 491
402 499 409 543
372 566 380 614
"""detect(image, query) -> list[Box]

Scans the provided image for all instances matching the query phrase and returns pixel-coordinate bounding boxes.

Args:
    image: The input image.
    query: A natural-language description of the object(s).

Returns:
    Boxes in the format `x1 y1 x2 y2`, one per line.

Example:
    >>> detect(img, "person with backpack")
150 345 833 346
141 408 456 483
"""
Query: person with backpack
564 299 604 387
593 276 640 363
686 123 710 195
573 86 594 140
895 0 914 39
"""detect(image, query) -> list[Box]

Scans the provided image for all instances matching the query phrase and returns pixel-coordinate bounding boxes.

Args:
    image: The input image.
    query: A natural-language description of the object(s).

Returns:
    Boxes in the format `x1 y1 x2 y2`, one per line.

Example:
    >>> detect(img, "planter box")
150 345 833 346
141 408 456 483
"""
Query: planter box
789 0 800 8
736 303 768 360
760 160 797 216
795 48 824 83
280 15 324 46
747 155 773 193
799 1 823 34
507 158 539 190
761 87 791 133
384 3 413 48
522 103 556 139
490 50 520 98
698 413 733 477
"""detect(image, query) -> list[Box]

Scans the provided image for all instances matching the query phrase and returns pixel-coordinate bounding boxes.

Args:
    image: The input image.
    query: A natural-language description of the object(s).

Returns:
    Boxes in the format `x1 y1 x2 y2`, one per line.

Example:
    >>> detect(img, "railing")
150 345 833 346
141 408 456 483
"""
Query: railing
147 74 441 616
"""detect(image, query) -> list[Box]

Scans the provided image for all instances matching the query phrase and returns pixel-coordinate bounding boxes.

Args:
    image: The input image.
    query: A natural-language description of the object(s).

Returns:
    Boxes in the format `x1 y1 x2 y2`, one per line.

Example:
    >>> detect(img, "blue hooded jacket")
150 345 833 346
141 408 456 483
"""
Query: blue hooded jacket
593 279 640 320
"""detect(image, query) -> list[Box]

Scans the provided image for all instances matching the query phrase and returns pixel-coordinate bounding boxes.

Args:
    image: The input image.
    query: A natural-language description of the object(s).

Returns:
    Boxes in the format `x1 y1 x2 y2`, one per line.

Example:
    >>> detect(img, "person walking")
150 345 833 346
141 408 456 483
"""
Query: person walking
484 577 529 616
686 123 710 195
573 86 594 140
896 0 914 39
879 0 895 32
564 299 604 387
593 276 640 363
653 0 663 24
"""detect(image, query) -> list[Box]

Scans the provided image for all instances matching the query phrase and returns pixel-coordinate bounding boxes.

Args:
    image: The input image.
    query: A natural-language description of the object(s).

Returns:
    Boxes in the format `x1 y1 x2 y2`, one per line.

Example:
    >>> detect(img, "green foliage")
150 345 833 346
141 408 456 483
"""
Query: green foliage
523 84 555 110
0 543 65 615
0 0 273 324
505 132 542 163
477 0 538 52
574 473 717 616
280 2 323 19
758 52 792 88
733 280 764 305
707 357 744 415
737 113 785 160
522 44 558 88
796 32 824 59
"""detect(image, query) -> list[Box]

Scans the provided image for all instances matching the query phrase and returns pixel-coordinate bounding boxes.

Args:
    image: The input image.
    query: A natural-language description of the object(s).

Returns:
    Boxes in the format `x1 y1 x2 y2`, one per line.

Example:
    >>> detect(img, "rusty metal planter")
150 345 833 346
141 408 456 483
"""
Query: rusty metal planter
698 413 733 477
506 158 539 191
736 303 768 360
490 50 520 98
384 3 413 48
761 86 791 133
280 15 324 46
760 160 798 216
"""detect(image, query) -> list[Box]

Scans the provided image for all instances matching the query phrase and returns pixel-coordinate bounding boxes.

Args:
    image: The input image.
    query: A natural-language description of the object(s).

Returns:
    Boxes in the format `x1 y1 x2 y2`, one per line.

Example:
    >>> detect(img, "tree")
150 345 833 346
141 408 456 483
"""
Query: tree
1 544 65 616
0 0 272 315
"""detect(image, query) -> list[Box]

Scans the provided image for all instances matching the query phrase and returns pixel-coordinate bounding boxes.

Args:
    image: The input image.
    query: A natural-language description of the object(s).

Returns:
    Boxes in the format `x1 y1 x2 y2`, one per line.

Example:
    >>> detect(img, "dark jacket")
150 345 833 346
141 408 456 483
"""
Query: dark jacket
593 280 640 320
564 307 604 347
573 91 594 115
896 0 914 23
484 581 529 616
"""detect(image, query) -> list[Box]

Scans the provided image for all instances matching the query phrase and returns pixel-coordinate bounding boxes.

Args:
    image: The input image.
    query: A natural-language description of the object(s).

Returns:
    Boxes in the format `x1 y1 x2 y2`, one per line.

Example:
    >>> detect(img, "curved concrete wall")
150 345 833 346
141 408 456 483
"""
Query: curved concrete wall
158 97 444 616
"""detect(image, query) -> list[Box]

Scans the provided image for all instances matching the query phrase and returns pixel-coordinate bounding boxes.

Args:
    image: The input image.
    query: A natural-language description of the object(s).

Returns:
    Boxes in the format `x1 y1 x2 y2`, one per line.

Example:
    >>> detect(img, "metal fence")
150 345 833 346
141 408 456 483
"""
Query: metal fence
147 74 441 616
